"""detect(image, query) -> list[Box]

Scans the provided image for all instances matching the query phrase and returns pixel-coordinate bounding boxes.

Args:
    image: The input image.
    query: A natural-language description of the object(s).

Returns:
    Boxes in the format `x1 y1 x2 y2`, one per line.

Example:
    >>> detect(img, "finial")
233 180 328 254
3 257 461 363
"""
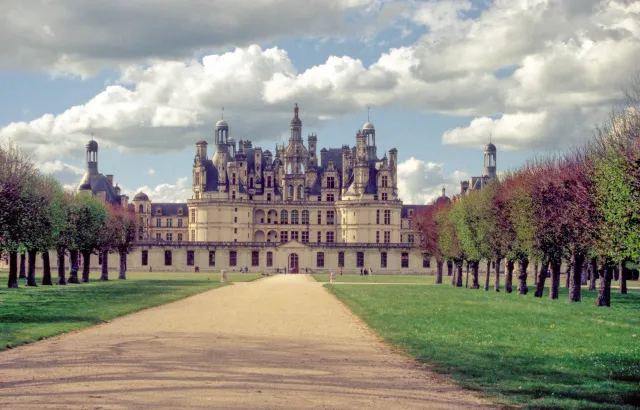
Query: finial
91 132 94 141
442 186 446 197
367 104 371 122
489 132 492 143
221 107 224 120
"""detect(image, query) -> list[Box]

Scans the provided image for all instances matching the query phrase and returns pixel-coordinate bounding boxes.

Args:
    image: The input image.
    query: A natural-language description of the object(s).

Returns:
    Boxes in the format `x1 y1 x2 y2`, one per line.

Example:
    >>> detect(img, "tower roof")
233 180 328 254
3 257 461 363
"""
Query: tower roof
362 121 375 130
86 139 98 152
133 192 150 201
216 119 228 128
290 103 302 127
484 142 496 152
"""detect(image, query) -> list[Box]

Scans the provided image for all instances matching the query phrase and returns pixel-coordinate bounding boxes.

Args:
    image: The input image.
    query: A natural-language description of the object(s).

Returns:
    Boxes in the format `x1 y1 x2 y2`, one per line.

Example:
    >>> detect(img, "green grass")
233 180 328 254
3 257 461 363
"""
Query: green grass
327 283 640 409
312 273 437 283
0 271 261 351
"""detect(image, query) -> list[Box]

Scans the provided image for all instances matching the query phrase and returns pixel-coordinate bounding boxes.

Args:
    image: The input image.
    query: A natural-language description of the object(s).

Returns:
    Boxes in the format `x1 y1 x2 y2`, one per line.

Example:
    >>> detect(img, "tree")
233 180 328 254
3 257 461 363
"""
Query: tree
435 203 465 287
72 194 108 283
113 205 138 280
413 201 448 284
450 193 485 290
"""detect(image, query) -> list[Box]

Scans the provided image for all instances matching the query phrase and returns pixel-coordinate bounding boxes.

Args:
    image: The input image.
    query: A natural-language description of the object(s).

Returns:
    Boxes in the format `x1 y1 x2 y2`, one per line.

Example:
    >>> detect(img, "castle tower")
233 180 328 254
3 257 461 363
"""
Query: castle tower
308 133 317 167
484 142 497 179
290 103 302 140
362 106 376 160
86 138 99 174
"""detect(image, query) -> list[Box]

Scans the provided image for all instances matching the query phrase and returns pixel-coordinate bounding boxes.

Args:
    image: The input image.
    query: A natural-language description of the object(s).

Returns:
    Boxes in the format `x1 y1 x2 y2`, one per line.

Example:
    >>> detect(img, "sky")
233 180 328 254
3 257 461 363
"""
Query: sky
0 0 638 204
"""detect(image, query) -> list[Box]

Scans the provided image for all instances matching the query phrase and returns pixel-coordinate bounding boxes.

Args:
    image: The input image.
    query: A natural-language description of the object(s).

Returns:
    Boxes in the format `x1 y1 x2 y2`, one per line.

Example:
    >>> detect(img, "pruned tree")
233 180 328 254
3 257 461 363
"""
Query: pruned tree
413 201 448 284
435 203 465 287
72 193 108 283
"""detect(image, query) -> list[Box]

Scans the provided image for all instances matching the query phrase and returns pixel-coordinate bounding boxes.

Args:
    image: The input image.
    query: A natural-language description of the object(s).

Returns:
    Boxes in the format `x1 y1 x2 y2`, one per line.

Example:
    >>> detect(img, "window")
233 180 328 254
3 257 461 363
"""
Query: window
235 208 238 212
302 210 309 224
317 195 321 202
291 231 299 241
232 191 236 200
267 252 273 267
384 231 390 244
191 229 196 241
281 210 288 224
252 251 259 267
301 231 309 243
357 252 364 268
408 234 414 243
138 204 144 213
280 231 288 243
317 211 322 225
229 251 237 267
327 210 334 225
327 193 335 202
267 193 272 201
178 233 183 241
381 175 388 187
423 256 430 268
209 251 215 266
141 250 148 266
327 176 335 188
291 210 299 224
195 172 200 185
376 210 380 224
384 210 391 225
178 208 183 216
177 218 183 228
338 252 344 267
376 231 380 243
374 195 378 201
166 232 172 241
187 250 194 266
317 231 322 243
164 250 172 266
381 252 387 268
156 209 162 215
167 218 173 228
249 177 254 188
156 233 161 240
267 176 272 188
156 218 161 227
317 252 325 268
191 209 196 223
233 217 237 223
326 232 334 243
234 228 237 234
402 252 409 268
382 193 388 201
232 173 236 185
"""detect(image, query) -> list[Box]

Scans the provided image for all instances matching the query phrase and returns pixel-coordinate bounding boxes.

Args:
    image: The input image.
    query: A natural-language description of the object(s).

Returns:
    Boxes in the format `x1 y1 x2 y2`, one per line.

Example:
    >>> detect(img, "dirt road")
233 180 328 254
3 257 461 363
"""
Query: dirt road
0 274 493 409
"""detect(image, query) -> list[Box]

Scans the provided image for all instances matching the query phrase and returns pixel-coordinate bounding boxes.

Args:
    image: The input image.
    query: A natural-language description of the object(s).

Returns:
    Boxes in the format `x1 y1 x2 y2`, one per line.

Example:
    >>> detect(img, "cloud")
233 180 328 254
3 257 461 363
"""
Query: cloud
397 157 468 204
0 0 383 76
121 177 191 203
146 168 155 176
37 160 84 184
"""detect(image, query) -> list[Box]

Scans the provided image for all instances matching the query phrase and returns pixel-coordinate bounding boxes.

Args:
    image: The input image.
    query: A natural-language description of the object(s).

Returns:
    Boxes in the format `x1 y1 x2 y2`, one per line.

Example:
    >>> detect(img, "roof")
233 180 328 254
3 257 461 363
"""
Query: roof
133 192 149 201
76 171 122 205
151 203 188 216
362 121 375 130
484 142 496 152
216 119 228 128
401 205 426 218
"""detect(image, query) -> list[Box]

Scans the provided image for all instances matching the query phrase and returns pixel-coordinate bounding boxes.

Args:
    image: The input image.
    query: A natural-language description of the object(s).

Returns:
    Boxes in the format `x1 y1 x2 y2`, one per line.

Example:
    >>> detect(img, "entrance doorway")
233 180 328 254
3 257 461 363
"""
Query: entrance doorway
288 253 299 274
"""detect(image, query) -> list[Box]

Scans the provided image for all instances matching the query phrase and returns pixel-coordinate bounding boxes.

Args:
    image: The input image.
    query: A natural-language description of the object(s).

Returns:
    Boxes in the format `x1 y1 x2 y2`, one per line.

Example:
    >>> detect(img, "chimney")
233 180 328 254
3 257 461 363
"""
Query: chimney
106 175 114 185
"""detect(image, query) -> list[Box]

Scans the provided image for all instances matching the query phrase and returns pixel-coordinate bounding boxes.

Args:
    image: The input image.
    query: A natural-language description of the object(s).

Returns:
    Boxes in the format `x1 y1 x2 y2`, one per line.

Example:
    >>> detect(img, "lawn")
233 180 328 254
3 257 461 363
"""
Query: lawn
0 271 261 351
312 273 437 283
327 283 640 409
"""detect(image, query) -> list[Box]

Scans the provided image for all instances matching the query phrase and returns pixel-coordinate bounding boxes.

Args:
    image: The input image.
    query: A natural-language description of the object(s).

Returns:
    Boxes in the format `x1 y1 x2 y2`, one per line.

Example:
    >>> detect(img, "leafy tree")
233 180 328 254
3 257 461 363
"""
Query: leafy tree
435 203 464 287
72 193 108 283
450 193 485 289
112 205 138 280
413 201 448 284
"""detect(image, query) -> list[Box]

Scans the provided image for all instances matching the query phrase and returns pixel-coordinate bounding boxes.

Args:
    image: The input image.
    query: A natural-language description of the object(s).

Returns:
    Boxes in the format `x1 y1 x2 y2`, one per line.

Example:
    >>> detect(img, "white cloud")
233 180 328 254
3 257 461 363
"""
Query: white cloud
37 160 85 184
146 168 156 176
397 157 468 204
122 177 191 203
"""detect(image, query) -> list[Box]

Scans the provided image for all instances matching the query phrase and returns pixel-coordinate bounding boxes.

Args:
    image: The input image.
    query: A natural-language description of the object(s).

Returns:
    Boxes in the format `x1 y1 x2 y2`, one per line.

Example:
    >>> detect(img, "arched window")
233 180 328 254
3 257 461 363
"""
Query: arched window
280 210 288 224
267 176 272 188
301 210 309 224
296 185 303 200
249 177 254 188
138 205 143 213
287 185 293 200
291 210 299 224
287 163 292 174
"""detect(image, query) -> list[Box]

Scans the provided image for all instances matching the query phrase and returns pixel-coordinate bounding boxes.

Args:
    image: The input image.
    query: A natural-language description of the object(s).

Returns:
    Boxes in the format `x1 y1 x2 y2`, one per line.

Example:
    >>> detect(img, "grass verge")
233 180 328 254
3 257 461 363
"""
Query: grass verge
0 271 261 351
312 273 437 283
327 283 640 409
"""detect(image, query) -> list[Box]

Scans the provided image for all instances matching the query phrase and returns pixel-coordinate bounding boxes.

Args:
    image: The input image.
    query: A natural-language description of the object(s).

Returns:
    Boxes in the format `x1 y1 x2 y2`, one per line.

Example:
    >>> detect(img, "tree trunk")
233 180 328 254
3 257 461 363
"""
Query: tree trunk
471 261 480 289
589 257 597 291
41 252 53 286
81 251 91 283
19 252 26 279
505 259 514 293
100 250 109 281
67 249 80 283
550 260 561 300
435 259 443 284
569 249 584 303
451 262 456 286
619 261 627 295
118 252 127 280
465 262 470 288
484 260 491 291
534 261 548 298
56 248 67 285
565 261 571 288
447 261 452 276
7 251 19 288
595 258 611 307
517 259 529 295
613 265 619 281
455 262 463 287
581 264 588 286
494 258 501 292
24 250 38 287
533 262 539 286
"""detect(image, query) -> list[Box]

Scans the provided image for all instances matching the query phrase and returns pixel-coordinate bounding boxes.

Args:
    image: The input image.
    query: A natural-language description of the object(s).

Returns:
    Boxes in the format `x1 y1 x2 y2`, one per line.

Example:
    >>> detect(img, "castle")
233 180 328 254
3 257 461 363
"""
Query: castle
71 104 498 273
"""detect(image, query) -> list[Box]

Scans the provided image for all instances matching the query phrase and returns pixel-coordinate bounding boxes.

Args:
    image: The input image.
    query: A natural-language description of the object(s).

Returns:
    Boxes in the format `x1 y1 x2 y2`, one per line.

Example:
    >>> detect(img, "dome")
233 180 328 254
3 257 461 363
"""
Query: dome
133 192 149 201
484 142 496 152
216 119 228 128
362 121 375 130
290 117 302 127
435 195 451 205
86 139 98 151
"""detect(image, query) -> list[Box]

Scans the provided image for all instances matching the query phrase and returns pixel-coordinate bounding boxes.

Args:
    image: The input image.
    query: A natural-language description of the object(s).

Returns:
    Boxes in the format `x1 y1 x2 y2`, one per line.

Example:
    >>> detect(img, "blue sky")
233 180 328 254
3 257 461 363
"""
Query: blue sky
0 0 637 203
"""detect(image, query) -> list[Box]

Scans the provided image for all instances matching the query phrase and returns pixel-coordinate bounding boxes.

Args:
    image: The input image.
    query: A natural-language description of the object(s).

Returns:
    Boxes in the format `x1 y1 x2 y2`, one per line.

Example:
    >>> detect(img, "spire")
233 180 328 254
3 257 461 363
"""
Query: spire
221 106 224 120
367 104 371 122
442 186 446 197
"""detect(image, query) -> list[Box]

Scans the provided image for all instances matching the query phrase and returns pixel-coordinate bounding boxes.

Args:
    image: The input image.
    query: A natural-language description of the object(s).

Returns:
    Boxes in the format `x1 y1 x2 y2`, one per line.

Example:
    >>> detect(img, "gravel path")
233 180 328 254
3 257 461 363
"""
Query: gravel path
0 274 494 409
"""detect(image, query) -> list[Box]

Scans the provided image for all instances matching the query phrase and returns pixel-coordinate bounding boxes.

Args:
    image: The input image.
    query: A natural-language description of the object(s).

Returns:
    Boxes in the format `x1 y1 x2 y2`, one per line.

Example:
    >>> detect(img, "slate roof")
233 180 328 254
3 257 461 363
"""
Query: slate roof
401 205 426 218
151 203 188 216
77 171 123 205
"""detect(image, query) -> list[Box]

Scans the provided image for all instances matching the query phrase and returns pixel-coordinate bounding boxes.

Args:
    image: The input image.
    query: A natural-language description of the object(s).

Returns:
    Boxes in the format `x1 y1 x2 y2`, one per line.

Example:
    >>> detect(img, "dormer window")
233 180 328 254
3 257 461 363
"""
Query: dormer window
156 208 162 215
178 208 183 215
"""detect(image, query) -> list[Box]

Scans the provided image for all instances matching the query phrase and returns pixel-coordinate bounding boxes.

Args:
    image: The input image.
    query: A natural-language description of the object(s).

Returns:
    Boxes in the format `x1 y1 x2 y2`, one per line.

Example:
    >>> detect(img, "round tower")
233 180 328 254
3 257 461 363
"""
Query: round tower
484 142 497 178
86 138 98 174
